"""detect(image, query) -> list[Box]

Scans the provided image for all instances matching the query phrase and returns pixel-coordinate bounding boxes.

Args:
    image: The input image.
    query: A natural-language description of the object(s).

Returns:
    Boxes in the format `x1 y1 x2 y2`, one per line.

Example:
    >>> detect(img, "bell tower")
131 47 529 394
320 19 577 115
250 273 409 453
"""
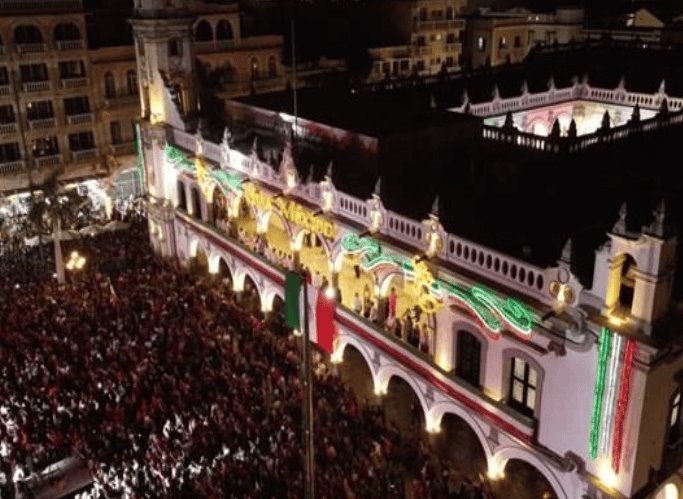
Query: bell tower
130 0 198 130
590 201 677 334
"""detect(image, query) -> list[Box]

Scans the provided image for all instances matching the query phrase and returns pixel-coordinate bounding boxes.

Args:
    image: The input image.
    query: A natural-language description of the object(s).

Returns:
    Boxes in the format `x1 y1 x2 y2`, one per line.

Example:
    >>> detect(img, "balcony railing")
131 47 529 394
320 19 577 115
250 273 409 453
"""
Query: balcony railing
71 148 96 162
55 40 84 51
104 94 139 108
35 154 61 168
16 43 47 54
61 77 87 89
0 122 18 135
0 159 25 174
22 80 50 92
415 19 465 31
0 85 10 96
0 0 82 11
112 141 135 155
66 113 93 125
28 117 56 130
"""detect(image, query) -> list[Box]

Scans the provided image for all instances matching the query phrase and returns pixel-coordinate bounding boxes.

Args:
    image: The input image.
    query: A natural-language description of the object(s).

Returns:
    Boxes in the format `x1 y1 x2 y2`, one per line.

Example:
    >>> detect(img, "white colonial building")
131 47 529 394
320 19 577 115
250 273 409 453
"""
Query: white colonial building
133 2 683 498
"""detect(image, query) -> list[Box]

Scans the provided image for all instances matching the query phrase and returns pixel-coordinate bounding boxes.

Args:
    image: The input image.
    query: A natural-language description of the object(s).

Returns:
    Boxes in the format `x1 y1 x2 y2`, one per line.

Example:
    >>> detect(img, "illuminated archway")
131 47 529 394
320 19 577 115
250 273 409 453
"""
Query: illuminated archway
488 446 567 499
241 274 262 314
377 368 428 432
335 341 377 401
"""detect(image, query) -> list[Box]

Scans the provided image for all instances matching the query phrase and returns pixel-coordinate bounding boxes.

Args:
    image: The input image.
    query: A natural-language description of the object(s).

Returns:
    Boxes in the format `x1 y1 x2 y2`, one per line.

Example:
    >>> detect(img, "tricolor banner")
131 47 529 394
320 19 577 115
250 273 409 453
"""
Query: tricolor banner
315 288 337 354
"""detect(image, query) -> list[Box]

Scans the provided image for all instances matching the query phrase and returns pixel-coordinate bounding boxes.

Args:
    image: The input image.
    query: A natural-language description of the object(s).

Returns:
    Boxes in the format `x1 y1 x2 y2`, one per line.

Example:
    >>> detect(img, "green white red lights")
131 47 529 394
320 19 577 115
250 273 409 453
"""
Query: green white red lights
589 327 638 474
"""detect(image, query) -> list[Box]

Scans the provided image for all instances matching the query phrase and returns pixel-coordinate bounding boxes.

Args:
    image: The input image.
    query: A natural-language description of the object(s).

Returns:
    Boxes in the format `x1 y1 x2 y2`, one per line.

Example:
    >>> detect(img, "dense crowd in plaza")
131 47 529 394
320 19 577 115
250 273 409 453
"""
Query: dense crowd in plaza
0 215 494 498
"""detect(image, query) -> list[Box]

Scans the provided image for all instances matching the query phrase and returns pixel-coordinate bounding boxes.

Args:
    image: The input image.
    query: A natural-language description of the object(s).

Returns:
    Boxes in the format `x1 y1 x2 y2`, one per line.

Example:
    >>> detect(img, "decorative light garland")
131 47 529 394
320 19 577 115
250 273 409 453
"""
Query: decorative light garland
339 233 534 337
589 327 612 459
611 338 637 473
599 334 624 457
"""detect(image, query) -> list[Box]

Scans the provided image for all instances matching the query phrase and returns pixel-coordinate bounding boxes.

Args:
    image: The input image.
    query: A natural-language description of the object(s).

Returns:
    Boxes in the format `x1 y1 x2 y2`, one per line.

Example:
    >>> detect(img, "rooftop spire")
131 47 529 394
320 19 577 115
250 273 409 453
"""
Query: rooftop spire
612 202 627 235
430 195 439 218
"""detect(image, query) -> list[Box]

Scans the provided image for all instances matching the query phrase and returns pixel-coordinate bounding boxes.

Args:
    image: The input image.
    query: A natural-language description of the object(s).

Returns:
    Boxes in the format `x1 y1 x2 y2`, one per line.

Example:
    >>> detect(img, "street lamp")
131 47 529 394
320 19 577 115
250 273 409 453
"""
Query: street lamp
65 250 86 271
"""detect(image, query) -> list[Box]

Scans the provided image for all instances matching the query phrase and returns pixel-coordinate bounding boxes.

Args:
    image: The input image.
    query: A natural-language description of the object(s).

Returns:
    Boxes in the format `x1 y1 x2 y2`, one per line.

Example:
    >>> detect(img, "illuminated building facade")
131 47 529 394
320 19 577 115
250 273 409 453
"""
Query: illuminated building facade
137 3 683 499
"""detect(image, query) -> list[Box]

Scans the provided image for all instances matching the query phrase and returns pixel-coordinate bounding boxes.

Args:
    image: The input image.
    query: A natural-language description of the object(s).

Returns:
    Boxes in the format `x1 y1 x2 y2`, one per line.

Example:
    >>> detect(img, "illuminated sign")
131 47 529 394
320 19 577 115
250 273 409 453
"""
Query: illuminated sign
243 183 336 240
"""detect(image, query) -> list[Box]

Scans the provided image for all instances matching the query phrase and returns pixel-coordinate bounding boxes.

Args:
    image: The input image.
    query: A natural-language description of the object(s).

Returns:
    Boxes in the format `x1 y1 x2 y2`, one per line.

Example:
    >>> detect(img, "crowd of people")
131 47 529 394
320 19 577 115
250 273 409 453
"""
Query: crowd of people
0 215 495 498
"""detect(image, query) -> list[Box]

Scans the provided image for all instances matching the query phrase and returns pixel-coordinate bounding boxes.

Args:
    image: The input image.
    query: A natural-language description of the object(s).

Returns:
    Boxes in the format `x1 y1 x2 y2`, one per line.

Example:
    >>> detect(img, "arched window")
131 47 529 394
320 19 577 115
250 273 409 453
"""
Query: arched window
250 57 259 80
14 25 43 45
456 330 482 387
618 254 637 314
268 56 277 78
216 19 233 40
177 180 187 211
126 70 138 95
54 22 80 41
195 20 212 42
508 357 538 417
104 72 116 98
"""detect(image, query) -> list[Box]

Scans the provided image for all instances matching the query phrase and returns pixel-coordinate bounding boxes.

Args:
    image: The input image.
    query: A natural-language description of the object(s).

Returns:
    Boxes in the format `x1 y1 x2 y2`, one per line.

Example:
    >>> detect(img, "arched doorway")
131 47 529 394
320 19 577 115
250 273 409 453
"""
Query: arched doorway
383 375 425 435
195 20 213 42
298 231 331 288
242 274 261 314
193 247 209 274
617 254 637 316
456 330 483 387
432 413 489 485
216 19 233 40
337 344 375 402
216 257 232 290
265 295 286 334
177 180 187 211
212 187 228 232
190 186 202 220
492 459 557 499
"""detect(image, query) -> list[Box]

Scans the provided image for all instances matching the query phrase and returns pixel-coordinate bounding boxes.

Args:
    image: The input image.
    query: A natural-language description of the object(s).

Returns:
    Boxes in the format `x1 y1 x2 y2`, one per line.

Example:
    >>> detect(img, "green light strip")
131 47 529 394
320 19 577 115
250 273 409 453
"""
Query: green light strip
209 170 243 195
134 122 145 191
339 233 535 336
165 145 195 171
590 327 613 459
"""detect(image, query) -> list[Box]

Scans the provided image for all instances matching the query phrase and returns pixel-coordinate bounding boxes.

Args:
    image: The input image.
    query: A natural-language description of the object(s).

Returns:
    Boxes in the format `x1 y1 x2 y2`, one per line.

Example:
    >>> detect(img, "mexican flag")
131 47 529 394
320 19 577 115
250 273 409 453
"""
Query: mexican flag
285 271 337 354
285 272 302 329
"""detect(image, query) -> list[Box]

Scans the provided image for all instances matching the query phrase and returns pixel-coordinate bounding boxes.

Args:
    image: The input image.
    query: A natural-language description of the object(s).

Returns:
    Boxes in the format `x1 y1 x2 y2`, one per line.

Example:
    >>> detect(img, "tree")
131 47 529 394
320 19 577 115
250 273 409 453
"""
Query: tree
28 170 81 284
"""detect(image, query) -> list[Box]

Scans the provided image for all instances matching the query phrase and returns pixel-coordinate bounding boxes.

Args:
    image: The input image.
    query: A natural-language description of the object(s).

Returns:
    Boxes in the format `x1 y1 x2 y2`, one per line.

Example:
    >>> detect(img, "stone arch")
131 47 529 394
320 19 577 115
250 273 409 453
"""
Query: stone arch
427 401 493 461
260 206 294 242
613 252 638 315
335 333 379 381
241 272 262 311
489 446 569 499
195 19 213 41
293 228 333 265
262 286 284 313
188 235 208 260
14 24 43 45
653 477 683 499
216 19 233 40
378 269 405 298
53 22 80 41
375 364 430 425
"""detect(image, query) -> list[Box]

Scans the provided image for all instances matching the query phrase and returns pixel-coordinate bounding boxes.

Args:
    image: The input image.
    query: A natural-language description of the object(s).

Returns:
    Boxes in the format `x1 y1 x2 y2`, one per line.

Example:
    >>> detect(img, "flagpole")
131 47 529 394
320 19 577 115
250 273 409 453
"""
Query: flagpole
301 274 315 499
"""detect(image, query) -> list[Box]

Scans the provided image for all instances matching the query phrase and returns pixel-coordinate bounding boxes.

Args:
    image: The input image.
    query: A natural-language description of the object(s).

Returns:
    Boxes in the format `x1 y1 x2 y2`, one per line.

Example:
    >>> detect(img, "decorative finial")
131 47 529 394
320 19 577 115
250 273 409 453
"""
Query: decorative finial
547 75 555 91
503 111 514 130
659 79 667 95
617 75 625 91
560 238 573 265
581 72 589 85
461 89 469 107
643 198 671 238
251 135 259 155
491 84 500 101
601 111 611 131
373 177 381 199
325 161 333 181
612 202 627 234
430 195 439 218
222 126 232 146
520 79 529 95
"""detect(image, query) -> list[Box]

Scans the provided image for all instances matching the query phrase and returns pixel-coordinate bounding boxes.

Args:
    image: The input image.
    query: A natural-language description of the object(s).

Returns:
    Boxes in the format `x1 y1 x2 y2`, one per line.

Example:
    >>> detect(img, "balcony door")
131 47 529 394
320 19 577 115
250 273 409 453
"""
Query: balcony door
456 330 481 387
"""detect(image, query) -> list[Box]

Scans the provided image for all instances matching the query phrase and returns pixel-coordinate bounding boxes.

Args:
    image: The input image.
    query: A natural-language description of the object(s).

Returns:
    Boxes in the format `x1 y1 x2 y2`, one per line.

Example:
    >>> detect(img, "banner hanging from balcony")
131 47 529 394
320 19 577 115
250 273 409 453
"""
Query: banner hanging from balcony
315 287 338 354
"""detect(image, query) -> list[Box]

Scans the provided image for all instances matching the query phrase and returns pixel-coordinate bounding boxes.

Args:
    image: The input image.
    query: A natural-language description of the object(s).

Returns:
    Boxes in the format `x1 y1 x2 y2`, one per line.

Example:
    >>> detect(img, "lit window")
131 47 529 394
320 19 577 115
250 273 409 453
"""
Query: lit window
477 36 486 51
509 357 537 417
669 391 682 445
